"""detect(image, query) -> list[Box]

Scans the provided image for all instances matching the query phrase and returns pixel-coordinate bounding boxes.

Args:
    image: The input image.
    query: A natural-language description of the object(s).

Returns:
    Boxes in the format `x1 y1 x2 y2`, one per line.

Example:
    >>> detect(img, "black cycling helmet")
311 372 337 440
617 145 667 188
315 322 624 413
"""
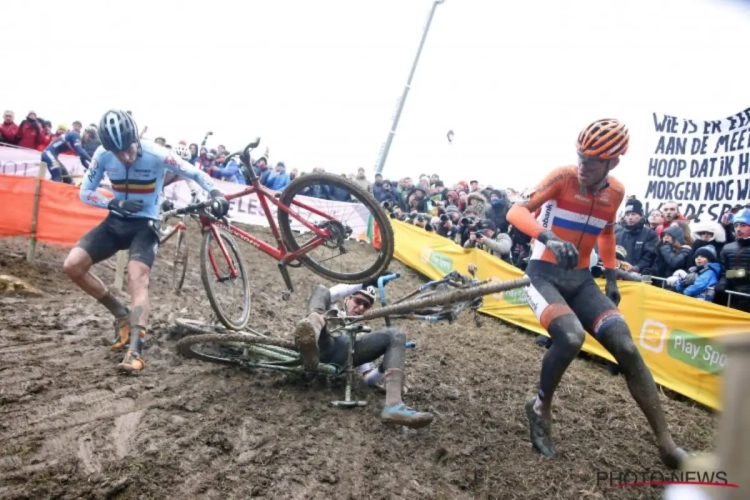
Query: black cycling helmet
99 110 139 152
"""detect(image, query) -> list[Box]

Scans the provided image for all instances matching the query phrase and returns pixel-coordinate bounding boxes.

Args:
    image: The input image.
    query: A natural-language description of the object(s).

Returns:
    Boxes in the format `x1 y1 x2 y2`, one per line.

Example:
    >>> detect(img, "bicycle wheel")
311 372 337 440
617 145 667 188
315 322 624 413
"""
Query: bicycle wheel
200 229 251 330
172 229 189 291
362 276 531 321
277 172 394 283
177 332 299 368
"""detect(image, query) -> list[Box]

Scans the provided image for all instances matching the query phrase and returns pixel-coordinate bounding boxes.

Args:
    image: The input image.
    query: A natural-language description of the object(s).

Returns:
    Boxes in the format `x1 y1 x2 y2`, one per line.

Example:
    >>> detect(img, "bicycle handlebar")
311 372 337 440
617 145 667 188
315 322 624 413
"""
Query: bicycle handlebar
377 273 401 305
160 200 232 227
225 138 262 167
161 200 212 219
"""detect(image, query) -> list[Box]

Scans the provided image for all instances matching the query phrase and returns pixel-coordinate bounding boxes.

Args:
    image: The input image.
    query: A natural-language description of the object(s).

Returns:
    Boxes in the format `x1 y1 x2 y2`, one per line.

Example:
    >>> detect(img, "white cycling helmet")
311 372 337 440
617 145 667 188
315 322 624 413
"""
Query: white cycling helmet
353 286 377 305
173 143 191 161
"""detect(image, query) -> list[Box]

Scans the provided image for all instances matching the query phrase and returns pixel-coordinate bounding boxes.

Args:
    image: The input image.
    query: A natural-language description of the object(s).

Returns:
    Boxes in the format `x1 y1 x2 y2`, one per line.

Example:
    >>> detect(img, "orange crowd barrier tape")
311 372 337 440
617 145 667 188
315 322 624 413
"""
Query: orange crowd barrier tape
0 175 36 239
0 175 111 246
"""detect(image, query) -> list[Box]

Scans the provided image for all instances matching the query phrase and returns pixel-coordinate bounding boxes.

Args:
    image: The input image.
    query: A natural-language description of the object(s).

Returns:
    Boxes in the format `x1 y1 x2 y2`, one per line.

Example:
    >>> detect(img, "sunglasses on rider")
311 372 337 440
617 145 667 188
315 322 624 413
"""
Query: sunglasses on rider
352 296 373 308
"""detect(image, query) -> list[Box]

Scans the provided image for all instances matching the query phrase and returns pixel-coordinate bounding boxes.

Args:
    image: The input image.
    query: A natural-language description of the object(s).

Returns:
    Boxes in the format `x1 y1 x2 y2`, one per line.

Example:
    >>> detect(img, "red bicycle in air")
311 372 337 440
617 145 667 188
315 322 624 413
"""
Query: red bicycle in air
161 139 395 330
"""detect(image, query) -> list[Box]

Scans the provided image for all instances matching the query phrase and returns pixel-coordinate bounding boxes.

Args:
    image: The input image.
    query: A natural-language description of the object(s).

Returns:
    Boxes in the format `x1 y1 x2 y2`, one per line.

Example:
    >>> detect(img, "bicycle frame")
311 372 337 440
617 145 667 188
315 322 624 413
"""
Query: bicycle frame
198 174 341 293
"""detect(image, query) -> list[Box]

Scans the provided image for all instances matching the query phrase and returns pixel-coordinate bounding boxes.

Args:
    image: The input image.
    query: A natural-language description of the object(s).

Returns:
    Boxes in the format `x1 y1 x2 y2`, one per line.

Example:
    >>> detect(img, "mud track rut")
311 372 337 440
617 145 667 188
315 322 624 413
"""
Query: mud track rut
0 227 715 499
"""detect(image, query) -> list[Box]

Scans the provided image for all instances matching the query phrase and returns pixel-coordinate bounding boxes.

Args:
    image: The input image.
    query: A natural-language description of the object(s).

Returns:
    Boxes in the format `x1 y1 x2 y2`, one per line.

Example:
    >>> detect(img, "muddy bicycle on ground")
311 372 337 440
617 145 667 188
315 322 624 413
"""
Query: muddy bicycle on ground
159 138 395 330
173 268 529 413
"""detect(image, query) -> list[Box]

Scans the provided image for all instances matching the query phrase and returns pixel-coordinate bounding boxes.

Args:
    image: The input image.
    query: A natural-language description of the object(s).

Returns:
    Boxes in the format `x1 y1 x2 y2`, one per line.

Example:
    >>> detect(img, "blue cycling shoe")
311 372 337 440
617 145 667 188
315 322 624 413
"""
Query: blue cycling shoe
380 403 433 429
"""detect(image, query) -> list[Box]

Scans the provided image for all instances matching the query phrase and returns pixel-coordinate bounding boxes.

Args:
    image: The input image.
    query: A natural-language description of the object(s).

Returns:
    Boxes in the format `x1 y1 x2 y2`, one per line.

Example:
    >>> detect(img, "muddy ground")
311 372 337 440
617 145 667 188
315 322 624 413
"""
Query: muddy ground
0 225 717 500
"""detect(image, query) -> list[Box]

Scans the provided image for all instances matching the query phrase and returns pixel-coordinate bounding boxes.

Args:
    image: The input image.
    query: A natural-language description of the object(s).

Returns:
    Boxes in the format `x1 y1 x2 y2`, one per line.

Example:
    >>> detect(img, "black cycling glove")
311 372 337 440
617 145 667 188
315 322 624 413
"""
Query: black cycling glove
538 230 579 270
209 189 230 217
108 199 144 216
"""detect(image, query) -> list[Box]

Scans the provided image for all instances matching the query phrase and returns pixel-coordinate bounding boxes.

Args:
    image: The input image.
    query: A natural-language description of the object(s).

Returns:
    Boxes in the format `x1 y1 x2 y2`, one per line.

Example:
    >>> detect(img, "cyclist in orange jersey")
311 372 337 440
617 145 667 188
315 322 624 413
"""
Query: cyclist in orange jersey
506 119 686 469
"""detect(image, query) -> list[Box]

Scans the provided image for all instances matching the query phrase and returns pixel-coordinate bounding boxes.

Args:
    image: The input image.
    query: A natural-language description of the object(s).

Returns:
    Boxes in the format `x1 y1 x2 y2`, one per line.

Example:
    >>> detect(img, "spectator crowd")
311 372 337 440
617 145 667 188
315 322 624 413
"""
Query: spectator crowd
3 108 749 314
355 171 750 316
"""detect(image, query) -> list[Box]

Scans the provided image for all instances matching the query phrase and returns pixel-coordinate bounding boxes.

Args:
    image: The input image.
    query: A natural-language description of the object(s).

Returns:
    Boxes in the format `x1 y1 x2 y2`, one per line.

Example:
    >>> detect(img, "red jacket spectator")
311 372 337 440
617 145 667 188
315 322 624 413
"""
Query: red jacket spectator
15 112 45 149
1 110 19 144
37 128 56 152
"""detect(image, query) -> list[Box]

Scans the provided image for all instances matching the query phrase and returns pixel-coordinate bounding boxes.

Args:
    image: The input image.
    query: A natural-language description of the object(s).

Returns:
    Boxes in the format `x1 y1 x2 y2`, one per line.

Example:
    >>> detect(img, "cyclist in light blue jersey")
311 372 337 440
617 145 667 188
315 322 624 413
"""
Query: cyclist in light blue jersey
63 110 229 374
41 123 92 184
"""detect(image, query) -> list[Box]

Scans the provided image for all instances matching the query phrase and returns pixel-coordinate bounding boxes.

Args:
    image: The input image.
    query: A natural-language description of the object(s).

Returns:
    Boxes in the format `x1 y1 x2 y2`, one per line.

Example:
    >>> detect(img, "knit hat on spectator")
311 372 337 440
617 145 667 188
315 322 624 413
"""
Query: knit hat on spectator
694 245 717 262
624 198 644 216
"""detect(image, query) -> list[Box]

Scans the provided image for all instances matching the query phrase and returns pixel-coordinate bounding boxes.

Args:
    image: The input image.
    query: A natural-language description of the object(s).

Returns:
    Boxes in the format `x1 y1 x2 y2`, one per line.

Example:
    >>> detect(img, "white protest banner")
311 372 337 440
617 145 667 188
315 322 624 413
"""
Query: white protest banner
163 179 373 239
0 145 88 181
642 107 750 221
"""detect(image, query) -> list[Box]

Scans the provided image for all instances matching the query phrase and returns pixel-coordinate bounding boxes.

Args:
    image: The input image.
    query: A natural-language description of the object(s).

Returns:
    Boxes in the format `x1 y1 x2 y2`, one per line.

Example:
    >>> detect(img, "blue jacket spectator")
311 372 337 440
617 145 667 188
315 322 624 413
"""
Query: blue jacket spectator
212 158 246 185
264 162 290 190
675 245 721 300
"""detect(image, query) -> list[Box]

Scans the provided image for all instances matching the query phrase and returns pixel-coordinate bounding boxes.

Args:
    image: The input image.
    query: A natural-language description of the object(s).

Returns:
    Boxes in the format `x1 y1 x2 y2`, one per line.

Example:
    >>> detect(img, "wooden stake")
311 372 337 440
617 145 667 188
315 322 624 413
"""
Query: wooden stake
113 251 128 291
26 163 47 263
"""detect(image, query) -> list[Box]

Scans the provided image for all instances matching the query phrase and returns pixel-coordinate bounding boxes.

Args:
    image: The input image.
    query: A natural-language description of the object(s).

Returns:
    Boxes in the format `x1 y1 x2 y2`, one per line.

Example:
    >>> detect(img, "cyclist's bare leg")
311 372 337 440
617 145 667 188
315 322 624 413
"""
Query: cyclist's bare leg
63 247 129 317
596 319 686 469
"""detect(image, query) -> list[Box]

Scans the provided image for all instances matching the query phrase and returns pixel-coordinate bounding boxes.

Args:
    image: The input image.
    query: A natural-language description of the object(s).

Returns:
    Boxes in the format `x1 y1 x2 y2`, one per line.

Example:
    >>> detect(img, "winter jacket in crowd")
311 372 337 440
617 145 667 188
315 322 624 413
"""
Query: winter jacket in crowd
213 159 246 185
654 226 692 277
372 180 390 203
82 134 102 158
615 219 658 274
263 164 290 191
717 237 750 299
484 189 510 234
0 121 19 144
675 245 721 300
15 117 45 149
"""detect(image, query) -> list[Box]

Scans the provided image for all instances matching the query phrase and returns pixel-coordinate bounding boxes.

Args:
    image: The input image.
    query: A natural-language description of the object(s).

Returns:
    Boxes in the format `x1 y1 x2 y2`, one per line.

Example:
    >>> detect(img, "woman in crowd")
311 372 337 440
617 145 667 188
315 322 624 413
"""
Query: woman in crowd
655 226 693 278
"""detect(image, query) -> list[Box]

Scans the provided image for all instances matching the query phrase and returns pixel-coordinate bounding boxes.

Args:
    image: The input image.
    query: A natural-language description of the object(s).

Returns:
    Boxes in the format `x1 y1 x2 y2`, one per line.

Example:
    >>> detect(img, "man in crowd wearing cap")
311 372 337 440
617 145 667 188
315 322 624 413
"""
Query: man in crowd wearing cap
615 198 658 276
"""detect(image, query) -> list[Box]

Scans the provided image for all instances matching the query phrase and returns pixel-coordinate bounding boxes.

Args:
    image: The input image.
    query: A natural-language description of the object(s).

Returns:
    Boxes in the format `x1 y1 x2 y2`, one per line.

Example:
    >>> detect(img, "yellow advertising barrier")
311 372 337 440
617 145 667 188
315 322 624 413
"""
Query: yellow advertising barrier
391 219 750 411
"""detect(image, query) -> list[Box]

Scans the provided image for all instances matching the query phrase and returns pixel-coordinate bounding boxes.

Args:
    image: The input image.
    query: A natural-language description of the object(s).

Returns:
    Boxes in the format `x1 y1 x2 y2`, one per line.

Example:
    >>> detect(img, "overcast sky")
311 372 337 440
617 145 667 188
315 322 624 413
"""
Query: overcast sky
5 0 749 192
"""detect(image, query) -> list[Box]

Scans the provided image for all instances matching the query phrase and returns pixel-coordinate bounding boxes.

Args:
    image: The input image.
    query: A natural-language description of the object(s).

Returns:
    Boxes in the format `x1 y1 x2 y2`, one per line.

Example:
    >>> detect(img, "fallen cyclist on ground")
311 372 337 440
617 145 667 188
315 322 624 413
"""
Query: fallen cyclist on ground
293 282 433 429
506 118 686 469
63 109 229 373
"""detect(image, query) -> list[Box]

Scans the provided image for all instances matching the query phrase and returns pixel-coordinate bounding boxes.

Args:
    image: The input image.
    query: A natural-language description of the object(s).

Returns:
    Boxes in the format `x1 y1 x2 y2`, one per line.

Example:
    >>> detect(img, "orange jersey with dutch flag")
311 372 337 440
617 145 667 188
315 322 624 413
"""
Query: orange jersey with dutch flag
508 166 625 269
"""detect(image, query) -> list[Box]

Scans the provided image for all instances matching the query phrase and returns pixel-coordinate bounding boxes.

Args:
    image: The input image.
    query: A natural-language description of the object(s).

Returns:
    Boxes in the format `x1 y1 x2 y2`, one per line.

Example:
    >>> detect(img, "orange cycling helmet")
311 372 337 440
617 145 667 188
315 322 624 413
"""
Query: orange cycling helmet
576 119 629 160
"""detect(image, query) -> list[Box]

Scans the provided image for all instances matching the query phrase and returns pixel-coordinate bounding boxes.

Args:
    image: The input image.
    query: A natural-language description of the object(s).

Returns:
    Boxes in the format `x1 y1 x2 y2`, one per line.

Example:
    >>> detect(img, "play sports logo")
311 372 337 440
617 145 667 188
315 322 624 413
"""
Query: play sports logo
639 319 668 353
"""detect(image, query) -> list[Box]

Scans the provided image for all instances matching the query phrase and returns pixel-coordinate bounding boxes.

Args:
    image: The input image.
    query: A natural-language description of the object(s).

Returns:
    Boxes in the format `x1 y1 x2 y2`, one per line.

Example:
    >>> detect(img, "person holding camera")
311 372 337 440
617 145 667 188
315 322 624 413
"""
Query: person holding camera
434 205 462 240
463 219 513 264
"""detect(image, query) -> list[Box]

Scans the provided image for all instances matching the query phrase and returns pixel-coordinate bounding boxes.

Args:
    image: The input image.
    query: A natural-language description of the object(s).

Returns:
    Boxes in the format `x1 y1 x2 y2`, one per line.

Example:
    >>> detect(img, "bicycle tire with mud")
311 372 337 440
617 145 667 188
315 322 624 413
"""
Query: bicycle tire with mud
176 333 298 368
277 172 395 284
173 229 189 291
199 229 251 330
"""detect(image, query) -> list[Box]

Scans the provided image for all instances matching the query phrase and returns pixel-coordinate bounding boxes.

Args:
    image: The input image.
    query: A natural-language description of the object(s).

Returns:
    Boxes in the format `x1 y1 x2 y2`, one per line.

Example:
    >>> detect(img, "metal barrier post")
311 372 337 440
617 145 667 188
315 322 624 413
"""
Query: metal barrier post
26 162 47 263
